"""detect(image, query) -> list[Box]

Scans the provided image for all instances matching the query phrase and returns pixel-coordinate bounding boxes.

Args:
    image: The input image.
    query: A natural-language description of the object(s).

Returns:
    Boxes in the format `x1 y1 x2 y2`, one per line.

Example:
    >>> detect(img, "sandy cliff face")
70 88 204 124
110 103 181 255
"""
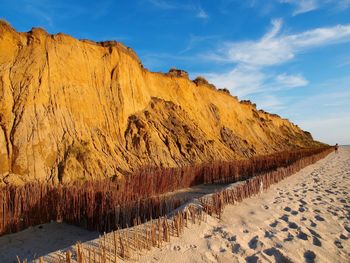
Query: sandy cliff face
0 22 320 184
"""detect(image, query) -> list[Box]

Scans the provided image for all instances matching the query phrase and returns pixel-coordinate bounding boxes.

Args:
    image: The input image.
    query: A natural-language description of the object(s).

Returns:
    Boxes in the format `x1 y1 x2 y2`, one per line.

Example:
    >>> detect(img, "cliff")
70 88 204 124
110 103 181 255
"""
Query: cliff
0 21 321 184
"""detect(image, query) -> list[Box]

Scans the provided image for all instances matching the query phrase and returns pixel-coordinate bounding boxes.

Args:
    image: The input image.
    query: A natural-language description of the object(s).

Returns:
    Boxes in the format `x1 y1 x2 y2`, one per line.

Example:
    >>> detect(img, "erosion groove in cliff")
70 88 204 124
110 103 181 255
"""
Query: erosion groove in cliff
0 21 322 184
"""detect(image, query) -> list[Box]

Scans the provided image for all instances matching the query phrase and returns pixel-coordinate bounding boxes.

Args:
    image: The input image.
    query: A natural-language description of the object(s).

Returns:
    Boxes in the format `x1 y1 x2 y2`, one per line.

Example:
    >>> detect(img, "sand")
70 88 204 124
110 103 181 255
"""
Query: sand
0 222 99 262
1 148 349 262
138 147 350 263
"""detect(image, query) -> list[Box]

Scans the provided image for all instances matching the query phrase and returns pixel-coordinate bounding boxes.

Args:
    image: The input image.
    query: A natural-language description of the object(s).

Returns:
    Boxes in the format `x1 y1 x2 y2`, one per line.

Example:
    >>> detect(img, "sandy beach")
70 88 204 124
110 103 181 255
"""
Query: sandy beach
0 148 349 262
138 147 350 263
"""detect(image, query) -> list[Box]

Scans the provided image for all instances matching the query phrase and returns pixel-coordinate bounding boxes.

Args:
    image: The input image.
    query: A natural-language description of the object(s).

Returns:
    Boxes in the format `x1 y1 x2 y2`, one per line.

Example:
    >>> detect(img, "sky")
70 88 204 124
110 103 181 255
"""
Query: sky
1 0 350 145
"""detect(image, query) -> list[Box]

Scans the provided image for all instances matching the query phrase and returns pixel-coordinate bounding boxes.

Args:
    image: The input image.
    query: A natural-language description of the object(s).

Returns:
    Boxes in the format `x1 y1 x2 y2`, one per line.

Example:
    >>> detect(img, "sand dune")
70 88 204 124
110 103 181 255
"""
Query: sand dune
140 148 350 263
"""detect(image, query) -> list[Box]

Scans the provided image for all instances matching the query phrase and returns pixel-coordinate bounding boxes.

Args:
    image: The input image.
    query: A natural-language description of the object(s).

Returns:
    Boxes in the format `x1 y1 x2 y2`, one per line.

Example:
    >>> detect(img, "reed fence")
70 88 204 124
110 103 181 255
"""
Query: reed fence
13 146 332 262
1 147 331 237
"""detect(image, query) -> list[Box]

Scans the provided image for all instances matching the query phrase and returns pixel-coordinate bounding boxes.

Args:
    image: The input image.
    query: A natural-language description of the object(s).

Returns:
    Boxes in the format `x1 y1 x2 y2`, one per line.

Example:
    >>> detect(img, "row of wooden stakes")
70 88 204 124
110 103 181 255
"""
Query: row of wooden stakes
19 147 332 262
0 147 331 237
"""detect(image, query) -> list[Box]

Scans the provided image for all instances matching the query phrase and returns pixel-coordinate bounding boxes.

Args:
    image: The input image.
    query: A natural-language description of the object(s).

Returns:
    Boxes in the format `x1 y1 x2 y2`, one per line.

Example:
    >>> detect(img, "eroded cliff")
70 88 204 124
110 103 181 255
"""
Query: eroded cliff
0 21 321 184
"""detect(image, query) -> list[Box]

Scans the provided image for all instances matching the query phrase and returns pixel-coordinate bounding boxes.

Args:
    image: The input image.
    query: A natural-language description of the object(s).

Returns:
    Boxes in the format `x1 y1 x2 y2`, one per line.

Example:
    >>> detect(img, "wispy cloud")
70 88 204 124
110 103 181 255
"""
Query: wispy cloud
196 7 209 19
199 19 350 106
180 34 219 54
253 95 286 111
280 0 318 15
275 73 309 88
146 0 209 19
147 0 176 10
216 19 350 67
205 65 265 97
205 66 308 97
279 0 350 15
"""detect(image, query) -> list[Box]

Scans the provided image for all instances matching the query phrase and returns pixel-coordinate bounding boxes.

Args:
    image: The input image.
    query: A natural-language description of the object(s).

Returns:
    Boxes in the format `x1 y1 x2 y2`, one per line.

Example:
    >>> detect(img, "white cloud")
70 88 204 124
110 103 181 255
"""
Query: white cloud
180 34 219 54
196 7 209 19
146 0 209 19
221 20 350 67
275 73 309 88
286 25 350 47
205 68 308 97
147 0 176 10
253 95 286 111
205 65 265 97
280 0 318 15
199 20 350 105
279 0 350 15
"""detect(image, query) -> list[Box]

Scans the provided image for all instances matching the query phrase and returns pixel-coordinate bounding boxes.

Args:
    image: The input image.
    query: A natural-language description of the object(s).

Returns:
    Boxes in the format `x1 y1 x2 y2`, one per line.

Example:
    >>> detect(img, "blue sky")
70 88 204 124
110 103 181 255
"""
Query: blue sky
1 0 350 144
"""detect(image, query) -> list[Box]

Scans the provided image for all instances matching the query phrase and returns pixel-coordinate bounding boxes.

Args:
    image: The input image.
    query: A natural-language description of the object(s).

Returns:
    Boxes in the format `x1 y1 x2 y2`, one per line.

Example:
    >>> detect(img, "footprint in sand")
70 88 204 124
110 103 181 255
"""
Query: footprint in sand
312 236 322 247
334 240 343 249
299 199 307 205
173 245 181 251
248 236 263 250
263 247 293 263
269 220 279 228
299 206 306 213
309 220 317 227
297 230 308 240
245 254 259 263
264 230 274 239
231 243 242 254
314 215 325 222
307 227 321 238
219 246 227 253
340 234 349 240
304 250 316 263
291 210 298 216
284 233 294 242
280 214 289 222
284 207 292 212
228 235 237 242
288 222 299 229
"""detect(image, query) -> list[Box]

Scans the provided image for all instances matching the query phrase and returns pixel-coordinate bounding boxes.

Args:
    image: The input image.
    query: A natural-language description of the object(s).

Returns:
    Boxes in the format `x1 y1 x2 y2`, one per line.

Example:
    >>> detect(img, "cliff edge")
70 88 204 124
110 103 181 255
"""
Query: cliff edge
0 21 321 184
